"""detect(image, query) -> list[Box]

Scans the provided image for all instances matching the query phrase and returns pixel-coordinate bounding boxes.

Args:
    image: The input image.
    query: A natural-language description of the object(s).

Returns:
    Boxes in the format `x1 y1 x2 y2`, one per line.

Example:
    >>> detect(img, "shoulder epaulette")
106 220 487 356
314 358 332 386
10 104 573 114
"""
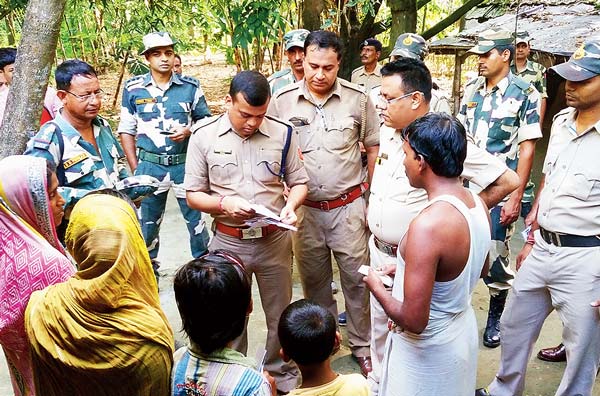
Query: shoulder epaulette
465 76 485 87
268 69 290 82
31 123 59 150
124 75 145 89
552 107 572 122
339 78 367 95
351 66 363 76
191 114 222 134
180 75 200 87
265 115 293 129
273 82 301 99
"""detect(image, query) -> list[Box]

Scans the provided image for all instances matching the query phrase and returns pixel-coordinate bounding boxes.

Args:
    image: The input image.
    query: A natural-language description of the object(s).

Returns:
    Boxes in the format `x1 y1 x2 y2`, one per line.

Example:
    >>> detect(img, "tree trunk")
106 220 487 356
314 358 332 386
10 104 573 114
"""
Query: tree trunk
302 0 324 31
0 0 67 158
421 0 483 39
388 0 417 53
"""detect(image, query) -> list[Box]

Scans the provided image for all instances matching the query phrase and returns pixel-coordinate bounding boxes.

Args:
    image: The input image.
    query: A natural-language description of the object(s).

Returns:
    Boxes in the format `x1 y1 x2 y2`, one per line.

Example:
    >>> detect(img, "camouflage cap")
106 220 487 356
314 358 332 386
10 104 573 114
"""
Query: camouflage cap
284 29 310 51
551 40 600 82
390 33 428 61
515 31 531 45
469 29 514 54
140 32 176 55
360 38 383 52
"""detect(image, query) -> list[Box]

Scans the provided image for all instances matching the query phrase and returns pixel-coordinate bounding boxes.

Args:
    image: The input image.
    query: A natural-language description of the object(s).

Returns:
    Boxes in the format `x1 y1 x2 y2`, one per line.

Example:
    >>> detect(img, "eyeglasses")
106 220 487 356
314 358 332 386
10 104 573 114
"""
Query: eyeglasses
378 91 420 106
64 89 105 102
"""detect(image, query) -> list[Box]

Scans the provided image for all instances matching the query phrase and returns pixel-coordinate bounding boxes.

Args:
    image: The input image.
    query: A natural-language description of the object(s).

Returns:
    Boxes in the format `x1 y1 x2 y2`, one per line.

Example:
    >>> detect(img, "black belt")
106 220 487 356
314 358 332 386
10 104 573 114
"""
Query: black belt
539 227 600 248
139 149 186 166
374 236 398 256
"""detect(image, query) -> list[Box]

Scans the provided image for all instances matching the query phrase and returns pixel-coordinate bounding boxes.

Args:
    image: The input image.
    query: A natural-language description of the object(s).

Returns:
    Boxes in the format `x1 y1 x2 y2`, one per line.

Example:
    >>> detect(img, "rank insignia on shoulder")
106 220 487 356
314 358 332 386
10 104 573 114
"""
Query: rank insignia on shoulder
467 102 478 109
63 153 89 169
525 87 534 95
135 98 157 105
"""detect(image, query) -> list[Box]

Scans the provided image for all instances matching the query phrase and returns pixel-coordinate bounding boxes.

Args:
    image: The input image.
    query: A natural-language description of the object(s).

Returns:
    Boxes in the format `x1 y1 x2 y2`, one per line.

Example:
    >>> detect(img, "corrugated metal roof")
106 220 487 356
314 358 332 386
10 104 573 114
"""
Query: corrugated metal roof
432 2 600 56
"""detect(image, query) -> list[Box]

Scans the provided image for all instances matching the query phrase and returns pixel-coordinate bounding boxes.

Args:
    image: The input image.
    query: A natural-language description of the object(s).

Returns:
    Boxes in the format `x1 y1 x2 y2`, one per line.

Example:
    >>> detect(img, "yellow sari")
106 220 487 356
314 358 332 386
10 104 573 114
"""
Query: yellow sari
25 195 174 396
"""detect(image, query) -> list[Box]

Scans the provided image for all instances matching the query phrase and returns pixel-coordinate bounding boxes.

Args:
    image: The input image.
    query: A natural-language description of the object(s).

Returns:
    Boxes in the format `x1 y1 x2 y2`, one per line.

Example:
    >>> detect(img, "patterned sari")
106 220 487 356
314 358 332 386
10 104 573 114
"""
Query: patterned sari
0 155 75 396
25 194 174 396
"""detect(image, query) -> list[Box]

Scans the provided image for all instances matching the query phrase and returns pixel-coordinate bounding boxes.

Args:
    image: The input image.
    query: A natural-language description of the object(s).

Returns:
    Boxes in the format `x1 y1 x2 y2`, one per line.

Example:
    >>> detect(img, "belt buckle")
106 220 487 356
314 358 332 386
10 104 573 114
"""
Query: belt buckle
241 227 263 239
552 232 562 247
340 193 348 202
166 155 173 166
319 201 330 211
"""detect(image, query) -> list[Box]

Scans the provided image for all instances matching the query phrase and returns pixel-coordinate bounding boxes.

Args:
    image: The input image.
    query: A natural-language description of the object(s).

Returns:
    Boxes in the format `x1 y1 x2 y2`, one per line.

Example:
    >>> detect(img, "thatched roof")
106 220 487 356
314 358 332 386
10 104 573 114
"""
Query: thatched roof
431 1 600 56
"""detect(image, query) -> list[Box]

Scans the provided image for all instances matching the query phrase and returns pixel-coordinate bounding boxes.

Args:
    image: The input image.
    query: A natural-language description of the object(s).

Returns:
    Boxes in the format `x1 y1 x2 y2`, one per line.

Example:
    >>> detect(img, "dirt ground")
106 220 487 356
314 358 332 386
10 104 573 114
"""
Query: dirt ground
0 55 596 395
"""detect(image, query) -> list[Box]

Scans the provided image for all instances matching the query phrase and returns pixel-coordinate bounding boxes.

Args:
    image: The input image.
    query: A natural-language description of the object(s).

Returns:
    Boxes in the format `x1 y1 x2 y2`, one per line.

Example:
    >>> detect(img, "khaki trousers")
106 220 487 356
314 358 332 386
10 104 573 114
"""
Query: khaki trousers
209 229 299 393
488 230 600 396
293 197 371 357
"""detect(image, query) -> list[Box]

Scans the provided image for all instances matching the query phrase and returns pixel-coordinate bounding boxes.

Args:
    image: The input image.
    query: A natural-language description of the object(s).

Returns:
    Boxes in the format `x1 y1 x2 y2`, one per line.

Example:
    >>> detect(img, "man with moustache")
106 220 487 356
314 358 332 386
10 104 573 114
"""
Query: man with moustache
118 31 212 275
268 30 380 378
366 57 518 395
457 29 542 349
24 60 130 217
476 39 600 396
269 29 310 94
351 38 383 91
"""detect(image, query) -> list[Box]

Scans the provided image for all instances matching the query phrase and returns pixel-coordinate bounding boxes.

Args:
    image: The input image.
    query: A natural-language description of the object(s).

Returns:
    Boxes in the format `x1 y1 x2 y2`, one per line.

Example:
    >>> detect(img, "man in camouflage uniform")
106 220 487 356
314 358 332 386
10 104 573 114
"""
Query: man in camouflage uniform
457 28 542 349
268 29 309 94
118 31 211 272
268 30 380 378
351 38 383 91
25 60 129 222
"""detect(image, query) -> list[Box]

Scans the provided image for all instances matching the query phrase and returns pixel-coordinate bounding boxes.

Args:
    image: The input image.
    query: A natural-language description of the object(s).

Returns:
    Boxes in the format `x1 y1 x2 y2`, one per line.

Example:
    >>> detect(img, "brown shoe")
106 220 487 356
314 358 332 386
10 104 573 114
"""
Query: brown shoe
352 355 373 377
537 343 566 362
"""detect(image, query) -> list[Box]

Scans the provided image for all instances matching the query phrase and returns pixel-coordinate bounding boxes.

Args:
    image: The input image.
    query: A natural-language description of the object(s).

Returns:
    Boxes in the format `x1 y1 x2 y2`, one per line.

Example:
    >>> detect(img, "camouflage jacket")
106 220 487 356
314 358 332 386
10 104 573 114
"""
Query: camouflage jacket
24 112 130 208
117 72 211 155
510 59 547 99
457 73 542 171
268 69 298 95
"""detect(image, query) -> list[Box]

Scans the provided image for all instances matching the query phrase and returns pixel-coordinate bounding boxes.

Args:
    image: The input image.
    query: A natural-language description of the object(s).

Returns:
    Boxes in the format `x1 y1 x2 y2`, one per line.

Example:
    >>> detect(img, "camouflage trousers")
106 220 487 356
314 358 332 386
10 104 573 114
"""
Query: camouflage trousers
484 205 517 295
136 160 210 260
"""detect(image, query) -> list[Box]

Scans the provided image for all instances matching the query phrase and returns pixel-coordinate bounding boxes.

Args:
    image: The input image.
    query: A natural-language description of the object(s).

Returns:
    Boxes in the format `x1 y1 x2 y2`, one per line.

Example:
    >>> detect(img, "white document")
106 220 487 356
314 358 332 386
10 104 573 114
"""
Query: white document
245 204 298 232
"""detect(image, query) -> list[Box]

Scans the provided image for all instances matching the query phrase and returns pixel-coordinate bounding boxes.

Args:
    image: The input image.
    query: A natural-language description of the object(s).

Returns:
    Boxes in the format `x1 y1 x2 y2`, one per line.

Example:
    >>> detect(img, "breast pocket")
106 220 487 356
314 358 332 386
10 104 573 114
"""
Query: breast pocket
166 103 191 126
256 149 282 184
207 153 240 187
136 103 159 122
324 117 356 151
562 168 600 201
488 117 517 141
64 157 97 185
295 124 318 154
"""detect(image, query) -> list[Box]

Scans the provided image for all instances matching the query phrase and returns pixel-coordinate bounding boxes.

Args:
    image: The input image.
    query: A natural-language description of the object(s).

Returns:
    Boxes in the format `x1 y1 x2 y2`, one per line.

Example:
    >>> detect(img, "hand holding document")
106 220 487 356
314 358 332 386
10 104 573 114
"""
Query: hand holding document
245 204 298 231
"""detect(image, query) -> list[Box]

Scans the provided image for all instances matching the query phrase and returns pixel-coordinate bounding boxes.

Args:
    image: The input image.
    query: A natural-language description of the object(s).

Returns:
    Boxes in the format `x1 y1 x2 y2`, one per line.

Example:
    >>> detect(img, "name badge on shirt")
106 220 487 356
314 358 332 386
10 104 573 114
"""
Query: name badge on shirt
135 98 157 105
467 101 478 109
63 153 89 169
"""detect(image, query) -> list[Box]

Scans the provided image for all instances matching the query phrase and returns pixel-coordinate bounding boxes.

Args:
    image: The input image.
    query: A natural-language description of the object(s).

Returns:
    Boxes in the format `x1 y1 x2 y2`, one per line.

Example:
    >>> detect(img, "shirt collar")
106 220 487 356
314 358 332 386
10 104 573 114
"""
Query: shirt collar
54 111 103 144
143 71 179 88
188 343 257 369
562 107 600 137
481 74 511 95
358 64 382 77
217 112 271 138
299 78 342 105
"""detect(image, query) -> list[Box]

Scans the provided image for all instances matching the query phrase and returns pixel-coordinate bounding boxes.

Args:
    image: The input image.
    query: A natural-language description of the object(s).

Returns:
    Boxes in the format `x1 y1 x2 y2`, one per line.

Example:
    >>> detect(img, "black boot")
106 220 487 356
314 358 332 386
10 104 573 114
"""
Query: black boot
483 290 507 348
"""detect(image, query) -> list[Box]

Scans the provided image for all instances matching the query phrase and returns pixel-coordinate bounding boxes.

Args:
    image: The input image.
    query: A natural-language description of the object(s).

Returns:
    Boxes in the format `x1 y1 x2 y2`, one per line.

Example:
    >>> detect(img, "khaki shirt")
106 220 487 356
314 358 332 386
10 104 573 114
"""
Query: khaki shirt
537 107 600 235
368 125 507 244
184 113 309 226
268 79 380 201
351 64 383 91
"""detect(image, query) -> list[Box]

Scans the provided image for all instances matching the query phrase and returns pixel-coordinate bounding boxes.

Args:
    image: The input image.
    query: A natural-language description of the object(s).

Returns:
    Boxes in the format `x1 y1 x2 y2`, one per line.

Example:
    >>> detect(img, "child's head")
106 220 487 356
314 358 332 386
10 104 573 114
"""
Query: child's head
174 250 251 354
278 299 337 365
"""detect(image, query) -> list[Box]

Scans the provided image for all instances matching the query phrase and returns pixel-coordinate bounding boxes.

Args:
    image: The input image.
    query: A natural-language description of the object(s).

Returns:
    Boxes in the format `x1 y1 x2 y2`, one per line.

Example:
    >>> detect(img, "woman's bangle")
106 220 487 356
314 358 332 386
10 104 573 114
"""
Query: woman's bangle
218 195 226 213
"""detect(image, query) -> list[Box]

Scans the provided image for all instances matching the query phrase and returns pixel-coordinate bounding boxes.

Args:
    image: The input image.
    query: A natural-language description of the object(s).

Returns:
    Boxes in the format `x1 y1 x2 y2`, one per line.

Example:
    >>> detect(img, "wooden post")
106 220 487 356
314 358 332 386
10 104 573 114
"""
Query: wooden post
452 50 465 115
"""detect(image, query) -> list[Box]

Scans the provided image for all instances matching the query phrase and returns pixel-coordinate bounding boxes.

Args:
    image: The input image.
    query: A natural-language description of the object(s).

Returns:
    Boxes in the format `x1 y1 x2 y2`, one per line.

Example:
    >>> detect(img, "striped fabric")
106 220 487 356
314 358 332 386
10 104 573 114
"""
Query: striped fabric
172 346 272 396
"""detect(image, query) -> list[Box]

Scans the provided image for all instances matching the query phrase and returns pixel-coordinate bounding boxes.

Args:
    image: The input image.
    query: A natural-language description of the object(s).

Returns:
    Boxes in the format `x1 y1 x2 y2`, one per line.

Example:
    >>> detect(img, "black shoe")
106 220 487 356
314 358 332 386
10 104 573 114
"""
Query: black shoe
475 388 491 396
483 290 507 348
338 311 347 326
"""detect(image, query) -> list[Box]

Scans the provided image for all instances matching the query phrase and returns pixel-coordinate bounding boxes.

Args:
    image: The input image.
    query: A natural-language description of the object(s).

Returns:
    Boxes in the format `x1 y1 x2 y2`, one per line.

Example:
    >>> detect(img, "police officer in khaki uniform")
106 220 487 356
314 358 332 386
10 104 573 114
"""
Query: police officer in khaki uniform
351 38 383 91
477 39 600 396
268 30 380 377
185 71 308 393
366 57 518 395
